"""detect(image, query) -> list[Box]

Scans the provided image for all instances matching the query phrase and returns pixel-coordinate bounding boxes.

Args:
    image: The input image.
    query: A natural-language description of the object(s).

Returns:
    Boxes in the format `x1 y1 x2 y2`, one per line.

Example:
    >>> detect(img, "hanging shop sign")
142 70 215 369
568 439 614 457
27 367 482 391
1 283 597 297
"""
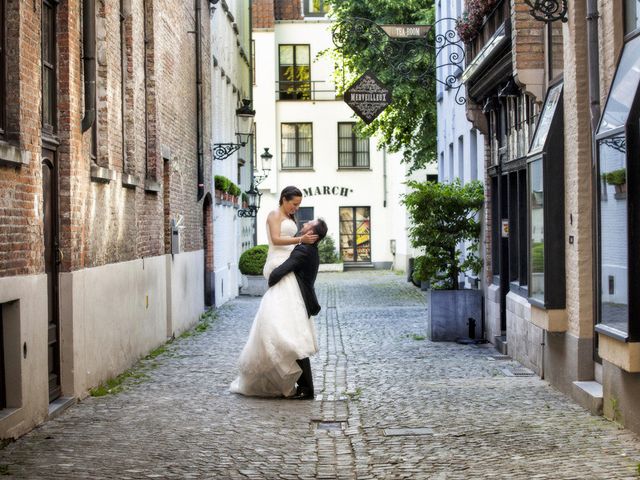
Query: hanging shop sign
379 24 431 39
302 186 353 197
344 71 392 124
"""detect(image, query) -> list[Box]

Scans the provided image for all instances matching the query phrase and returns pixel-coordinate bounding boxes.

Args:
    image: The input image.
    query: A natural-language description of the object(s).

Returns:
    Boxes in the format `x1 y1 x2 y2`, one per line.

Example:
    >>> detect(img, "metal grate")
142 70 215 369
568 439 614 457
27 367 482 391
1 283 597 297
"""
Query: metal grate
502 367 536 377
383 427 434 436
316 421 344 431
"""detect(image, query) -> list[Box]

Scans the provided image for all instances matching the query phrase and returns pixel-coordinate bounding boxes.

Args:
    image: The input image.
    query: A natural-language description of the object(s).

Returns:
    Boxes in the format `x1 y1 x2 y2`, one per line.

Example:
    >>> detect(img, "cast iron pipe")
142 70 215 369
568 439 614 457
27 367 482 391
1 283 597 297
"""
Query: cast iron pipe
81 0 96 132
195 0 204 201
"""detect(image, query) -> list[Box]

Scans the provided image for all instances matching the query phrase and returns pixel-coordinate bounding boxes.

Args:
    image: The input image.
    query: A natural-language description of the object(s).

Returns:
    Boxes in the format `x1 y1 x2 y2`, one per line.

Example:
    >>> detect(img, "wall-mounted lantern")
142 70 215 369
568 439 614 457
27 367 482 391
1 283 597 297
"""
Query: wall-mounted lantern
212 99 256 161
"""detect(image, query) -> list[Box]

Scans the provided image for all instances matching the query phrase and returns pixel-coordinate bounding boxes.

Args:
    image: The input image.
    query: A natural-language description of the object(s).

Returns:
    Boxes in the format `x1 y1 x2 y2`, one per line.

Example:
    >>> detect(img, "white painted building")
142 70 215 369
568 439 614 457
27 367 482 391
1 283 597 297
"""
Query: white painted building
210 0 254 306
252 4 435 272
435 0 485 286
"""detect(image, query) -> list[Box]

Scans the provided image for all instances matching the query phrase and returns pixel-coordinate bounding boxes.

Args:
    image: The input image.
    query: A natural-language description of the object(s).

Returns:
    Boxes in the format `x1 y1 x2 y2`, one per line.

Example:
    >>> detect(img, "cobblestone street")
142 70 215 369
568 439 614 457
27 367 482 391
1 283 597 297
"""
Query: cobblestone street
2 271 640 479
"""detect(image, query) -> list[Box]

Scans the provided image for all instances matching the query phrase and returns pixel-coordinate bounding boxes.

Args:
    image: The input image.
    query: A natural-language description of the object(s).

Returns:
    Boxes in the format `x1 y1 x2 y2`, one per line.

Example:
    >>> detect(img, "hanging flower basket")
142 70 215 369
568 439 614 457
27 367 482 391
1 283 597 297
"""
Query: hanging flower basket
455 0 498 43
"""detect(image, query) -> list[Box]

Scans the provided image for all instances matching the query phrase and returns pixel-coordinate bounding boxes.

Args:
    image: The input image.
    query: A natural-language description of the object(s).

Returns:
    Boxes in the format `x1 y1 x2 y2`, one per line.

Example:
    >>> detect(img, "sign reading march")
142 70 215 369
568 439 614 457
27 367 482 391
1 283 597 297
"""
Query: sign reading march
344 71 392 124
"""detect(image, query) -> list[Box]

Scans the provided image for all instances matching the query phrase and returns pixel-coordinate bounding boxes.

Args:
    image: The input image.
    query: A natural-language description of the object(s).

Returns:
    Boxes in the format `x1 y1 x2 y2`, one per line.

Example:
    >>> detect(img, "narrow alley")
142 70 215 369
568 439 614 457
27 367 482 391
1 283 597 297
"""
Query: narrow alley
2 272 639 479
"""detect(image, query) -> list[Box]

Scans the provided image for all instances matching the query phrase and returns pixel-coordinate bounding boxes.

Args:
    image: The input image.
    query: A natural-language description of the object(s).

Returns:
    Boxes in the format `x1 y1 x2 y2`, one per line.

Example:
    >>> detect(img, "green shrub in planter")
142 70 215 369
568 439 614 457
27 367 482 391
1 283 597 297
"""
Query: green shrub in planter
228 183 241 197
214 175 230 193
318 236 340 264
239 245 269 275
601 168 626 186
531 242 544 273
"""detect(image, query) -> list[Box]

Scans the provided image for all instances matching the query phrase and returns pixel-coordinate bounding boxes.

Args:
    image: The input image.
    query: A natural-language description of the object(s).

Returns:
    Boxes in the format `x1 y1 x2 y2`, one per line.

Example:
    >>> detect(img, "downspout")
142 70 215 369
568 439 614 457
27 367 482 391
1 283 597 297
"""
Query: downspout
195 0 205 201
81 0 96 132
383 146 387 208
586 0 601 131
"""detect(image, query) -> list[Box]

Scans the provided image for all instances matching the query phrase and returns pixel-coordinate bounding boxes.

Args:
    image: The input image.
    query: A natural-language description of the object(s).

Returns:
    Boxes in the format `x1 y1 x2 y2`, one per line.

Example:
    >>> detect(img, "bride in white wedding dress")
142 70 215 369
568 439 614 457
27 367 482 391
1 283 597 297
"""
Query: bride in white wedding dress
230 186 319 397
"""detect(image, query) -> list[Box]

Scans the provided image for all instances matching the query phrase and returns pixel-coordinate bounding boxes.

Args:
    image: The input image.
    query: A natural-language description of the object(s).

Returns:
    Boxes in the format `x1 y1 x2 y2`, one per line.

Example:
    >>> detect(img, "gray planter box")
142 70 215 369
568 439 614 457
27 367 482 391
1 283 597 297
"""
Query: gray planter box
426 289 483 342
240 275 267 296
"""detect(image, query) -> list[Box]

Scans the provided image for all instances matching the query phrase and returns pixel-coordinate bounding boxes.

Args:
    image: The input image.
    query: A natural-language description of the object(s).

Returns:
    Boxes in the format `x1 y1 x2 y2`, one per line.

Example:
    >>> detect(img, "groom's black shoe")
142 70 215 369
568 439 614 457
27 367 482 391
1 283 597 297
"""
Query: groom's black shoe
290 386 315 400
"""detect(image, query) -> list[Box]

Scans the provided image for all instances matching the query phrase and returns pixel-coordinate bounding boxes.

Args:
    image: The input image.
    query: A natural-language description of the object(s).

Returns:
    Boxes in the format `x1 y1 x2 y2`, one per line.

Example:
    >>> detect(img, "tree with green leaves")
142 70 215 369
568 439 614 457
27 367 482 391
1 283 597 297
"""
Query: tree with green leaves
326 0 437 173
403 180 484 290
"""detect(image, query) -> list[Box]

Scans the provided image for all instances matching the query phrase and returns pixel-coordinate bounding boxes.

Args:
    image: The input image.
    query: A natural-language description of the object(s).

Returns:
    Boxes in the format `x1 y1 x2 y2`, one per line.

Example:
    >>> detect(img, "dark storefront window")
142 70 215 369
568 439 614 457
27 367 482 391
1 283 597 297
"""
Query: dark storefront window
297 207 314 233
281 123 313 169
527 81 565 309
0 0 5 138
625 0 640 35
595 33 640 340
338 123 369 168
339 207 371 262
278 45 310 100
42 0 57 135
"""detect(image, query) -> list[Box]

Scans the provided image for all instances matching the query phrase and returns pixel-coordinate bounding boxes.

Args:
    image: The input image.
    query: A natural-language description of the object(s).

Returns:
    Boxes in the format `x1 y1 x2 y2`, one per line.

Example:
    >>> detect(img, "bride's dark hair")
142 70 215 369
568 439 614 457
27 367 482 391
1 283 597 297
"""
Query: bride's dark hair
279 186 303 220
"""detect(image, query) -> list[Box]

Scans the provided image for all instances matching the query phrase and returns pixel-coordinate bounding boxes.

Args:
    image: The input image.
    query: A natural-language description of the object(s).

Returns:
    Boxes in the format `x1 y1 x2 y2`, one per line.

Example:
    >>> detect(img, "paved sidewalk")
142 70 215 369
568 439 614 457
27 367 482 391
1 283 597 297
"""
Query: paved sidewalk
1 271 640 479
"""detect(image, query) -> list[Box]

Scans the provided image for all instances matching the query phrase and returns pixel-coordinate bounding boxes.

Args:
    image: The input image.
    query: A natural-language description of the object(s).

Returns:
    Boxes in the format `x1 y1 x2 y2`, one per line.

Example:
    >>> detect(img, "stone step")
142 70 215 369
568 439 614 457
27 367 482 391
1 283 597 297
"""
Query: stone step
494 335 508 355
572 381 603 416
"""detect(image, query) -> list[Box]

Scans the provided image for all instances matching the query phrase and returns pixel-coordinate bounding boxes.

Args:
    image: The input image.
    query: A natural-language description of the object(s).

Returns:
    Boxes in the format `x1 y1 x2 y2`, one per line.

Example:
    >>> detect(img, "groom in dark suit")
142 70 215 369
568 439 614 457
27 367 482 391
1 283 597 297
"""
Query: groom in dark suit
268 218 328 400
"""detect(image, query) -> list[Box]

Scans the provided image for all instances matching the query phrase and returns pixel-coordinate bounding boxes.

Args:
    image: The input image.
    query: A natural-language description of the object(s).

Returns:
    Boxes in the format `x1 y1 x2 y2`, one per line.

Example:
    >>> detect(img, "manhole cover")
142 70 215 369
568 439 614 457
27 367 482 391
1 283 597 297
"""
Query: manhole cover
502 367 535 377
383 428 434 436
316 422 344 431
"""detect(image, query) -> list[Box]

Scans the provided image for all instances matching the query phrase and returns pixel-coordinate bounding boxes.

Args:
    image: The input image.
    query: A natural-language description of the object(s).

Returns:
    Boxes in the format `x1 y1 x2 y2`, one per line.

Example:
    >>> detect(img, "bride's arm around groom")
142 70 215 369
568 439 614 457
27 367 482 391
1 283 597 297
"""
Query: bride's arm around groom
268 219 328 318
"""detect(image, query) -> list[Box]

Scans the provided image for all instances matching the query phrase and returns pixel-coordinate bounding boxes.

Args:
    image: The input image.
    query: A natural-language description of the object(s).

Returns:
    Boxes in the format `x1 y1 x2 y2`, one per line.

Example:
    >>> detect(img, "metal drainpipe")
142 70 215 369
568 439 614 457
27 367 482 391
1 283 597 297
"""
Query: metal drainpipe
383 146 387 208
81 0 96 132
587 0 601 132
195 0 204 201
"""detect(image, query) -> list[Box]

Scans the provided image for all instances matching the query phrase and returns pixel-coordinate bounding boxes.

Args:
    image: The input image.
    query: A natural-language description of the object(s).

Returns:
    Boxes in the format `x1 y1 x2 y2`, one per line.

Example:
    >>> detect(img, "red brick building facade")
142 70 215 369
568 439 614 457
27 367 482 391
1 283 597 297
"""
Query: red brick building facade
0 0 216 439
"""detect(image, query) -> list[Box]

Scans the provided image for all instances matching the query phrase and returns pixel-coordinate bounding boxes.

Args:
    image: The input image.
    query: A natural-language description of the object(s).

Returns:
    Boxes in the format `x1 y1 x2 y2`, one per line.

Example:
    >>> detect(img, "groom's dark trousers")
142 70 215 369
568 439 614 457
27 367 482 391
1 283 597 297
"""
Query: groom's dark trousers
268 243 321 392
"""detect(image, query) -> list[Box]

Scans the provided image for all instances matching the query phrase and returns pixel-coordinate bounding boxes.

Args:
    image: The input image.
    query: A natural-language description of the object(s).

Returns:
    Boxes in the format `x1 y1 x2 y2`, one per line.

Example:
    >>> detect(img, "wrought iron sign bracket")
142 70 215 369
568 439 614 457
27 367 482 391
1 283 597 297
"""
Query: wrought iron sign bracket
332 17 467 105
212 142 243 161
524 0 568 23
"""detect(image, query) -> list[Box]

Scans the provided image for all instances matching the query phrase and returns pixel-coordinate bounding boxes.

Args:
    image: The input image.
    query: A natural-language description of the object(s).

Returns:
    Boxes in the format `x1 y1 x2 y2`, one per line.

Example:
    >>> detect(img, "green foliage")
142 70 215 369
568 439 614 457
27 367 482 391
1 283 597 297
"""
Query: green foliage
214 175 230 192
229 183 241 197
602 168 626 186
325 0 437 173
531 242 544 273
239 244 269 275
318 236 340 264
403 179 484 289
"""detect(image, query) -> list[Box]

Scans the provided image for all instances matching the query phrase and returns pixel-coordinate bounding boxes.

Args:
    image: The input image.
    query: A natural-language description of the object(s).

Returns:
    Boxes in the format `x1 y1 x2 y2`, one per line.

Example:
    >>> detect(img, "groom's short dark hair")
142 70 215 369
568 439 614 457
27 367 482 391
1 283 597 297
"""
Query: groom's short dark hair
313 218 328 241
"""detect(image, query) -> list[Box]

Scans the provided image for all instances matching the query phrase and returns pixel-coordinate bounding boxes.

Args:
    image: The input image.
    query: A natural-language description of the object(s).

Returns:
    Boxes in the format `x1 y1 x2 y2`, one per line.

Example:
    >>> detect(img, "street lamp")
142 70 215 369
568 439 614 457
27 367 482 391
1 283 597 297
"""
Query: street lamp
237 183 262 218
254 147 273 186
212 99 256 161
523 0 568 23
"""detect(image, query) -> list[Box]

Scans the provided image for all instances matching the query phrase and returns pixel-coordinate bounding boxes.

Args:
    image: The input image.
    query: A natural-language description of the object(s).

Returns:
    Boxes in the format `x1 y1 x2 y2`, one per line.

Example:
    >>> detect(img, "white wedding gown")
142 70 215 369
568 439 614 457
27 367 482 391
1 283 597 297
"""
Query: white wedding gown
230 218 318 397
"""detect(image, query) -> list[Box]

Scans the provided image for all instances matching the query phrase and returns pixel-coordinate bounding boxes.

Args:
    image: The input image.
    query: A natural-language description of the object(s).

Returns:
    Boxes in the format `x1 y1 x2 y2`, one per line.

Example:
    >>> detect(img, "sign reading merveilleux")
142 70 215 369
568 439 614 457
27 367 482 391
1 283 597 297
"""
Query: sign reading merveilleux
344 71 392 124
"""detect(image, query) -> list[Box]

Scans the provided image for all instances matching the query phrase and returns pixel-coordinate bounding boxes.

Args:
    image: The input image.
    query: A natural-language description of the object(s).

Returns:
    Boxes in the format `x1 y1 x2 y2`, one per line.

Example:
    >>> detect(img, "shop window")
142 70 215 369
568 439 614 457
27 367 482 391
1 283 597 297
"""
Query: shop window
527 81 565 309
625 0 640 35
297 207 314 233
304 0 329 17
42 0 57 136
281 123 313 169
339 207 371 262
278 45 310 100
595 33 640 340
338 123 369 168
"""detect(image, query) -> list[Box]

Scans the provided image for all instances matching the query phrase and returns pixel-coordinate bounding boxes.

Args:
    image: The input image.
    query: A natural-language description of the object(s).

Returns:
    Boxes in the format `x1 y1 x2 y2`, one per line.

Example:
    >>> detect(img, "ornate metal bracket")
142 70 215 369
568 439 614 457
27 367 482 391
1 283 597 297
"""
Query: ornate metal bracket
212 143 242 161
524 0 568 23
332 17 467 105
237 206 258 218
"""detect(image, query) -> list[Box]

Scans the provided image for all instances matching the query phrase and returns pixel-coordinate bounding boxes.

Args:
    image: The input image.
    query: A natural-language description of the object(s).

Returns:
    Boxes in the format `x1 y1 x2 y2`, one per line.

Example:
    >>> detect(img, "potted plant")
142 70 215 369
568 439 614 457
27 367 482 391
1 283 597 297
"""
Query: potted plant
403 179 484 341
214 175 230 205
228 183 241 208
602 168 627 198
239 244 269 296
318 235 343 272
455 0 498 43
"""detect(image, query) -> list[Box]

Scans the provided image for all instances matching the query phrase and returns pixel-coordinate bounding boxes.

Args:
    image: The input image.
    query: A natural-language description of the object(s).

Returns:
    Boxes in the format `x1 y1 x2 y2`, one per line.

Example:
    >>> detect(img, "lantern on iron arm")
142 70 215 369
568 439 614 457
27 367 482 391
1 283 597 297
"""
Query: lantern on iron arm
237 147 273 218
212 99 256 161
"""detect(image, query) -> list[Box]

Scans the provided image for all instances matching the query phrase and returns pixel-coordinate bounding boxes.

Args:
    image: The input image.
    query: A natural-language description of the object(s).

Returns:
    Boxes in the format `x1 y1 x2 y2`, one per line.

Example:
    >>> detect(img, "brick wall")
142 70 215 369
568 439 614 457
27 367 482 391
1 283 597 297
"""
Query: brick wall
0 2 42 277
0 0 213 277
512 0 545 75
